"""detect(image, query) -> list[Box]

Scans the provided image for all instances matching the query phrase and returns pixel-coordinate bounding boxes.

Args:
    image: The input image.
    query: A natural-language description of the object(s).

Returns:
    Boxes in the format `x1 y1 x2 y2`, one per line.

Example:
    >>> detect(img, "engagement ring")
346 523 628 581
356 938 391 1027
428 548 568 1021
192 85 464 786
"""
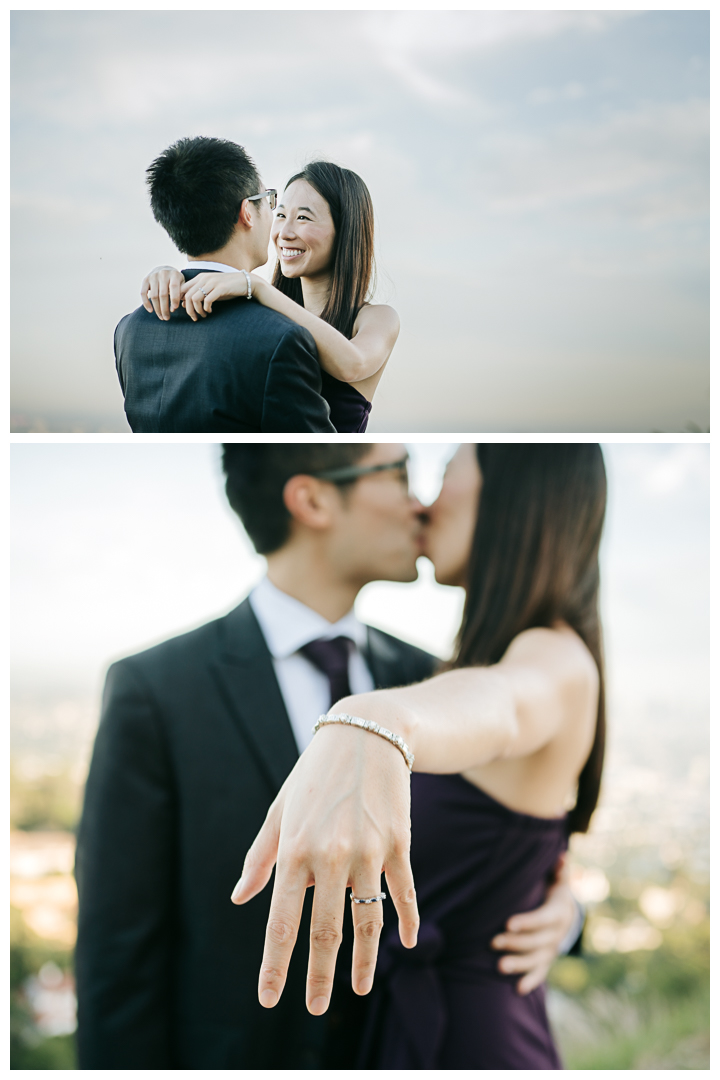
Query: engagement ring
349 890 386 905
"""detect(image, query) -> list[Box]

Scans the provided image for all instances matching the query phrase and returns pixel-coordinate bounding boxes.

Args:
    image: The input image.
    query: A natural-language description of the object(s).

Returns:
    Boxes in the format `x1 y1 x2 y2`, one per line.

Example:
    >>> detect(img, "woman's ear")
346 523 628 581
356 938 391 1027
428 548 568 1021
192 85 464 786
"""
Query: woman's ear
282 475 339 533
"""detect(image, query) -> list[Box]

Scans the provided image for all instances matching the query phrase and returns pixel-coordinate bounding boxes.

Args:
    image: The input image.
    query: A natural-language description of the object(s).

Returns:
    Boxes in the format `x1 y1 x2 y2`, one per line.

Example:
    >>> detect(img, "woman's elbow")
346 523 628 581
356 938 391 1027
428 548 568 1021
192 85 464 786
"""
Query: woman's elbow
337 354 381 383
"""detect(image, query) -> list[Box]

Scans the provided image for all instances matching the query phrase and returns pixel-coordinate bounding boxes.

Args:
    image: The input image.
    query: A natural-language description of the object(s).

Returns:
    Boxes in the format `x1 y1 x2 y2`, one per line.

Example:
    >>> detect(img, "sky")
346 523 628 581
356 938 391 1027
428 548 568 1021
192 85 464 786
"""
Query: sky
10 10 709 433
11 442 709 778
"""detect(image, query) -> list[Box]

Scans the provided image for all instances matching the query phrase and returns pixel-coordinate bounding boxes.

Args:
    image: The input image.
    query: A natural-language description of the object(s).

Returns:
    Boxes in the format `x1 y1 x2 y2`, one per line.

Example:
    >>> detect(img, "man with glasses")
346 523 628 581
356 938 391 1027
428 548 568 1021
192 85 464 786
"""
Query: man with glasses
75 444 580 1069
115 136 334 432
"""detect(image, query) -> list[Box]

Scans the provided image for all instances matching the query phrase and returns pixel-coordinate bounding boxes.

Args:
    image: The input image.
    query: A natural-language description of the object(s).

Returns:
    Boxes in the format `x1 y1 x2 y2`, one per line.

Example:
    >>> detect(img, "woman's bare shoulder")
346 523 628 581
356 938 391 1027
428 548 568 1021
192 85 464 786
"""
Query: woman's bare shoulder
355 302 400 334
502 625 599 693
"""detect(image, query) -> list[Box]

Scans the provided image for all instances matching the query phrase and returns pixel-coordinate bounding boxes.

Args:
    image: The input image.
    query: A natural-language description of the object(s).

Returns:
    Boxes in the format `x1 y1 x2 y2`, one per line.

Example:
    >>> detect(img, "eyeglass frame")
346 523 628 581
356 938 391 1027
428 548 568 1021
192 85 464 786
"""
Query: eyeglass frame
247 189 277 211
311 456 410 486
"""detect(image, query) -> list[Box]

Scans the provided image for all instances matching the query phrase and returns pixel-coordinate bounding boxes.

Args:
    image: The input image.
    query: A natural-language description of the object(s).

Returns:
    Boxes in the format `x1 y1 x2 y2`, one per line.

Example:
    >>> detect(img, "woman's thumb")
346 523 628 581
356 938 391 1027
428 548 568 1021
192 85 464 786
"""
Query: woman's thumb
231 804 281 904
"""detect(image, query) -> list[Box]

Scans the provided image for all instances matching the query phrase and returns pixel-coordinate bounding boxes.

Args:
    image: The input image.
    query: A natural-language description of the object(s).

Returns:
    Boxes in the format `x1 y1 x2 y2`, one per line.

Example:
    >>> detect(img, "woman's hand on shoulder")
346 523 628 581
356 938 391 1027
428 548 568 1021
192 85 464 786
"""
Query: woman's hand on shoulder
141 266 186 321
180 271 251 322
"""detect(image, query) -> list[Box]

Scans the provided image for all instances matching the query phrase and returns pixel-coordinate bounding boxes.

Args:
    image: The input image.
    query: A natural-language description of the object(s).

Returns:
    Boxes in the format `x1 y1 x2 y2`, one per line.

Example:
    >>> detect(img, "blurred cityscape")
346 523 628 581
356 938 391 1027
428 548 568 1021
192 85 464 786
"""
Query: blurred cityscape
10 679 709 1068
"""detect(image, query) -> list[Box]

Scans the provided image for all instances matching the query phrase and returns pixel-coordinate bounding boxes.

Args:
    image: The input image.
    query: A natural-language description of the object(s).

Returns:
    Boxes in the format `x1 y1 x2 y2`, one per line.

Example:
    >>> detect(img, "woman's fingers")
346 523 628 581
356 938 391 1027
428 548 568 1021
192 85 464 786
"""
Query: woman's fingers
517 964 552 996
156 271 172 320
258 872 307 1009
203 288 219 313
140 275 153 313
168 270 184 313
306 878 346 1014
181 290 198 322
145 272 171 320
498 945 553 975
384 851 419 949
349 874 385 995
146 278 164 320
186 289 208 321
492 927 559 953
189 290 208 318
505 904 559 933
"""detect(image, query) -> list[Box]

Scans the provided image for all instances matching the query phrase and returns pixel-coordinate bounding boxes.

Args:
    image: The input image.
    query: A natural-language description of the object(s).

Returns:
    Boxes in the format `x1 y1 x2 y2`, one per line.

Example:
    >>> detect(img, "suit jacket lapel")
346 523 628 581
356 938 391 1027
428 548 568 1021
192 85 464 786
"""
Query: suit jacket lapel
210 599 299 795
364 626 405 690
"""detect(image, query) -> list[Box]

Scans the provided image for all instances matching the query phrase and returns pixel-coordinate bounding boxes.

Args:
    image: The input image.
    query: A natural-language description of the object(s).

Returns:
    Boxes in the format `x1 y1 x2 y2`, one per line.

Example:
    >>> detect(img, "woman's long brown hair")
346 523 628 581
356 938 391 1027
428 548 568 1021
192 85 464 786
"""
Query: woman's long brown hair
271 161 375 339
453 444 607 834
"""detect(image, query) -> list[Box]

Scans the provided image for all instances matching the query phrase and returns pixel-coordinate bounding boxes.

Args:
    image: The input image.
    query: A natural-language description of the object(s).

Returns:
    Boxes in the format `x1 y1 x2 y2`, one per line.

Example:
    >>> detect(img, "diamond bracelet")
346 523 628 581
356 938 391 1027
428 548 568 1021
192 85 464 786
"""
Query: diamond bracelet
313 713 414 772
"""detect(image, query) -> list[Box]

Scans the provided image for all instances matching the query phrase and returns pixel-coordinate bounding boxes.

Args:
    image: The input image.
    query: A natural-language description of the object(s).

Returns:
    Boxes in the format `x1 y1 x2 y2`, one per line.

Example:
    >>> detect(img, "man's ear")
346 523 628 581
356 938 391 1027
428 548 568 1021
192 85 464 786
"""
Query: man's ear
237 198 254 230
283 475 338 532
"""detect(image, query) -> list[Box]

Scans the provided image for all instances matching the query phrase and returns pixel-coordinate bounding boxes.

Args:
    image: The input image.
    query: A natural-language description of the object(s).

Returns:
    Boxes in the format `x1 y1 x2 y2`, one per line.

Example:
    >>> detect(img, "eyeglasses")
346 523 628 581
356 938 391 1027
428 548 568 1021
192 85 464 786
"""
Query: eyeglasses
312 457 410 488
247 189 277 211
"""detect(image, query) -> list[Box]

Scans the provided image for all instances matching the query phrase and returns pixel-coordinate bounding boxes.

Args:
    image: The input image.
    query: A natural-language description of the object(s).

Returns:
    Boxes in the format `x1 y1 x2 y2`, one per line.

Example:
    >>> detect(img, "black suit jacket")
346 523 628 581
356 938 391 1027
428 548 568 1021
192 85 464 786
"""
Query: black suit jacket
74 599 436 1069
115 270 336 433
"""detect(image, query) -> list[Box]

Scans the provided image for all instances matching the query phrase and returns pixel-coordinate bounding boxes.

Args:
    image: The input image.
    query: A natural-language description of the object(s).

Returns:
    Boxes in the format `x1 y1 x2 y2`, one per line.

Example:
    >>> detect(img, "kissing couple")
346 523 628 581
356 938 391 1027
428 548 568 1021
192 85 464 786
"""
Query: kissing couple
115 136 400 433
75 444 601 1070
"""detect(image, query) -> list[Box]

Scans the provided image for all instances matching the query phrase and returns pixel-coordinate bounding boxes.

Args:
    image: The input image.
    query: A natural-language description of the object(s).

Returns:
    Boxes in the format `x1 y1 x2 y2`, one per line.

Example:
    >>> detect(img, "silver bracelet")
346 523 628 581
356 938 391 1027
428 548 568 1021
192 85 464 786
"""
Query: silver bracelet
313 713 414 772
241 269 252 300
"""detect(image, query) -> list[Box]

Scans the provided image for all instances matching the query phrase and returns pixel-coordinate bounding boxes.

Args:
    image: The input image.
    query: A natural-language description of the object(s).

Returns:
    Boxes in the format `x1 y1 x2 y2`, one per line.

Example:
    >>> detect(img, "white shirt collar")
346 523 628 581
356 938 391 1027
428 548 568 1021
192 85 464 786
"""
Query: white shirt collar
249 576 366 660
183 260 241 273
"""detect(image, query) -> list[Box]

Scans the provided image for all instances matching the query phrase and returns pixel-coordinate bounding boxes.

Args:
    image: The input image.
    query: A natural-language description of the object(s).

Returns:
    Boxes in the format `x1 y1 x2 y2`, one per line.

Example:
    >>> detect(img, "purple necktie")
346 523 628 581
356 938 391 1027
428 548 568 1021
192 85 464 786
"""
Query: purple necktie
299 636 353 708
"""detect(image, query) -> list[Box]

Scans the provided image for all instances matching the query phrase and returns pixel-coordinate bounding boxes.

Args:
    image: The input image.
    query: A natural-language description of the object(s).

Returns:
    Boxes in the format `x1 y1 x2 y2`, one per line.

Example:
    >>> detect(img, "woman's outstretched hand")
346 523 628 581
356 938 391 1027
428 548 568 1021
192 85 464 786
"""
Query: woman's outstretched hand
141 266 186 320
230 706 419 1016
180 272 252 321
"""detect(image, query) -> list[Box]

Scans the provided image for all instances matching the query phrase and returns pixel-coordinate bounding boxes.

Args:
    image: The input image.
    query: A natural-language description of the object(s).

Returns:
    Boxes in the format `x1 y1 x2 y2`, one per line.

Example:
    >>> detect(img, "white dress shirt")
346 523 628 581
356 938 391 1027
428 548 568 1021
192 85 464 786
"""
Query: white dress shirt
183 260 241 272
249 577 375 754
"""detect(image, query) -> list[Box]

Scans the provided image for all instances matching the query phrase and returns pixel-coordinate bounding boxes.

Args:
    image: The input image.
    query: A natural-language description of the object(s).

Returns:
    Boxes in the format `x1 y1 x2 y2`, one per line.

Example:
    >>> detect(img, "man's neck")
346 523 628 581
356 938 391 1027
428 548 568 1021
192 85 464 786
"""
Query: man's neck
186 257 240 271
265 553 361 624
188 239 259 272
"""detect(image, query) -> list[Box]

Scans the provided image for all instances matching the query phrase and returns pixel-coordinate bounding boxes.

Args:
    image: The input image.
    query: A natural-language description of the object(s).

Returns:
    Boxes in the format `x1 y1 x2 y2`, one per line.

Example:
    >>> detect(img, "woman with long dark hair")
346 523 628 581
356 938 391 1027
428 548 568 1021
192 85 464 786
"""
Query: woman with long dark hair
232 444 607 1069
141 162 398 433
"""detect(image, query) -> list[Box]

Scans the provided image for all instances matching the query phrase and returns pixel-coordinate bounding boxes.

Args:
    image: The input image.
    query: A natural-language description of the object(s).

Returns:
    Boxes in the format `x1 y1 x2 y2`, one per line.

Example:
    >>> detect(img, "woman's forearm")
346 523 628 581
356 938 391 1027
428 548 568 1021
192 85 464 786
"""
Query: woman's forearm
329 629 593 775
253 279 378 383
331 669 519 776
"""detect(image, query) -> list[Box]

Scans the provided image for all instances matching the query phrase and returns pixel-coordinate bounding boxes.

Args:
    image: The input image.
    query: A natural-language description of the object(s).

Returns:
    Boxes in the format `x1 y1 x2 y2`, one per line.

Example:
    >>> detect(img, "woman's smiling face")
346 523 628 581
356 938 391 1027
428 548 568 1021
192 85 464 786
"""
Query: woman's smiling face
272 179 336 279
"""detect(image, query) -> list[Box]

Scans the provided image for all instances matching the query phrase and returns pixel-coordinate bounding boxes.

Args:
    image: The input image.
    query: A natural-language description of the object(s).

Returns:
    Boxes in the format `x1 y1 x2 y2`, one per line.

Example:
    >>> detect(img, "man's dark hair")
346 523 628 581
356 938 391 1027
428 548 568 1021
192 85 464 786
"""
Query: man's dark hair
222 444 371 554
146 137 262 256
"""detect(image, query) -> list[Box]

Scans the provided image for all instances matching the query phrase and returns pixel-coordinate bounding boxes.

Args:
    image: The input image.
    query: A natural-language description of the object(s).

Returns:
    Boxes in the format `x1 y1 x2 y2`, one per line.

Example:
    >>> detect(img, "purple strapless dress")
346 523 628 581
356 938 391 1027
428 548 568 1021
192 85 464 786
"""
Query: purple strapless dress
327 774 568 1069
321 373 371 433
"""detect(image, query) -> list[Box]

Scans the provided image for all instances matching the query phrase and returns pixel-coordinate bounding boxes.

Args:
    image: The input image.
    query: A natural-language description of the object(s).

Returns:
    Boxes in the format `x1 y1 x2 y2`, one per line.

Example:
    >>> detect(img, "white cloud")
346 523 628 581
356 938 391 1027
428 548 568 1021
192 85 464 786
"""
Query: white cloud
479 99 709 221
362 11 633 60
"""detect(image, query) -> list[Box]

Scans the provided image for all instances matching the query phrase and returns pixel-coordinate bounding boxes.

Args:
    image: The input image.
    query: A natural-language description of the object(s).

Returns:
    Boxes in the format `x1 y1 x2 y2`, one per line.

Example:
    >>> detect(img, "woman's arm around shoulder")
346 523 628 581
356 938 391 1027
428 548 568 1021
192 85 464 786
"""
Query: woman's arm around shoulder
248 280 400 387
